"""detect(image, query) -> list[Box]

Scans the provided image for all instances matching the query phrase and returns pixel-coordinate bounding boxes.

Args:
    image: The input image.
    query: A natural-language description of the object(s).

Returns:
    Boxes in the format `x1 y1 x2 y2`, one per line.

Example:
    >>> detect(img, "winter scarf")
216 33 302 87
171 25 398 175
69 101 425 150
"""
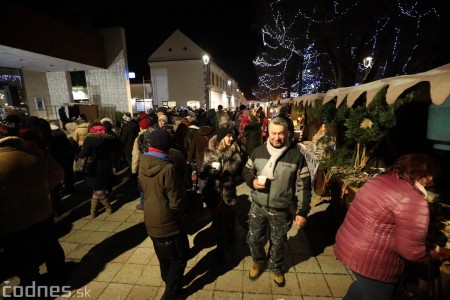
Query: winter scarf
145 147 172 161
260 140 290 180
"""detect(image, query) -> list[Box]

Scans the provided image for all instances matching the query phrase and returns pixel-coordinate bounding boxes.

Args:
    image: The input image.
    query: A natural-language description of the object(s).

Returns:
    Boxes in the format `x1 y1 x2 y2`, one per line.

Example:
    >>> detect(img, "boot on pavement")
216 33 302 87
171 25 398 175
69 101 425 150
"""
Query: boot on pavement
90 199 98 219
249 260 265 280
100 199 113 214
271 271 285 287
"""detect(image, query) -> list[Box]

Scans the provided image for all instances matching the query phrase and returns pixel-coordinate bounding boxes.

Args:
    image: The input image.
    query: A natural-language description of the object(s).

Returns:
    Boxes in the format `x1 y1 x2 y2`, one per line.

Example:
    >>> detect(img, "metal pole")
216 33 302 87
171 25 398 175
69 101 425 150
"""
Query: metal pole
207 63 210 109
143 76 145 99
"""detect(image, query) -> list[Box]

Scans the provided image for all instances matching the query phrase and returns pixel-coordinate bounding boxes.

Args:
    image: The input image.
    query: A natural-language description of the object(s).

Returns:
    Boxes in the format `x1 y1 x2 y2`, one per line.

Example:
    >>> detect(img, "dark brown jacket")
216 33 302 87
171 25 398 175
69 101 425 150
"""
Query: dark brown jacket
0 137 63 233
186 125 215 167
139 153 187 238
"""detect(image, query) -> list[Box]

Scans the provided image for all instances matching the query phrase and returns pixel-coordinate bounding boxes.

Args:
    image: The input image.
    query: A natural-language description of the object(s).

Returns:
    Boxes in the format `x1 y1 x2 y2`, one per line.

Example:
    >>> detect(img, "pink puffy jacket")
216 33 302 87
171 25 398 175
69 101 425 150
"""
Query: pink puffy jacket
334 173 440 283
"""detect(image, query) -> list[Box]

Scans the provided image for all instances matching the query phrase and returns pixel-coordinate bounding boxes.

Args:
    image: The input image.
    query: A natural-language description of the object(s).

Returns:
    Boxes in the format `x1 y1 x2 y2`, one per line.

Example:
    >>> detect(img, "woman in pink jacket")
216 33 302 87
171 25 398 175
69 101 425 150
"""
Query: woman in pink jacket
334 153 444 300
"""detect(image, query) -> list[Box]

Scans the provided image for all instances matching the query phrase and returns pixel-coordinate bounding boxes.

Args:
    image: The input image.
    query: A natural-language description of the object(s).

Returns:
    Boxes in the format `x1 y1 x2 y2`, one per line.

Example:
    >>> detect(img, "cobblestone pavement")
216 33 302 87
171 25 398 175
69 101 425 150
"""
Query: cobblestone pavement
1 170 355 299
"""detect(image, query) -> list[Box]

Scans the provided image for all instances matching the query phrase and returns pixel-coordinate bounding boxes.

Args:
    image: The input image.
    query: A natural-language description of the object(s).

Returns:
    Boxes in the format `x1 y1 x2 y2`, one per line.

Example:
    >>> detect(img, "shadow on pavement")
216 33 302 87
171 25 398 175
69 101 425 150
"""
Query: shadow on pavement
67 222 147 290
286 202 339 271
183 248 242 296
55 170 140 240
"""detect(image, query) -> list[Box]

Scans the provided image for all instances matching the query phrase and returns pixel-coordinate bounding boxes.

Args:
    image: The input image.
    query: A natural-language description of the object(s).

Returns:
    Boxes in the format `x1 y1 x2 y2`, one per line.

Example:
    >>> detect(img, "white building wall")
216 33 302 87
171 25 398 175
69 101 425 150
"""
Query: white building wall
151 68 168 108
46 71 73 119
150 60 204 108
85 27 131 114
22 69 51 119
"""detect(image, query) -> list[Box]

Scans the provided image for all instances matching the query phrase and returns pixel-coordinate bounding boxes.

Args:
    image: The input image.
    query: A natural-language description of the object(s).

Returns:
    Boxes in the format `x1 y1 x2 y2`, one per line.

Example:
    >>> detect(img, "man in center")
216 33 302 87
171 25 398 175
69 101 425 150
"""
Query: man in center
243 117 312 287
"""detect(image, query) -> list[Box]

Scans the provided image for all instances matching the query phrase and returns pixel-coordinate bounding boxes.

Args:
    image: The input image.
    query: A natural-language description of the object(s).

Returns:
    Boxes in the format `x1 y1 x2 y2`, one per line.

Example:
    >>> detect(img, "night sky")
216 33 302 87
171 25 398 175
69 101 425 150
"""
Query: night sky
15 0 261 96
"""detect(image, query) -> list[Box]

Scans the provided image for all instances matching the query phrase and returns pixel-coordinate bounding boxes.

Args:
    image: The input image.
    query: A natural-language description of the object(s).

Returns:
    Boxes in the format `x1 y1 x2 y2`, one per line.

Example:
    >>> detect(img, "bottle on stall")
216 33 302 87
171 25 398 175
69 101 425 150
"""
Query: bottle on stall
191 170 198 192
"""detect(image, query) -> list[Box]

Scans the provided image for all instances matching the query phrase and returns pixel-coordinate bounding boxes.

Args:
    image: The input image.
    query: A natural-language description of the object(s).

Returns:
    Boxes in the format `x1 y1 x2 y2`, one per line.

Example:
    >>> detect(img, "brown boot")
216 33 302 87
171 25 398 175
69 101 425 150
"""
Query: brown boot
90 199 98 219
271 271 285 287
249 260 265 280
100 199 113 214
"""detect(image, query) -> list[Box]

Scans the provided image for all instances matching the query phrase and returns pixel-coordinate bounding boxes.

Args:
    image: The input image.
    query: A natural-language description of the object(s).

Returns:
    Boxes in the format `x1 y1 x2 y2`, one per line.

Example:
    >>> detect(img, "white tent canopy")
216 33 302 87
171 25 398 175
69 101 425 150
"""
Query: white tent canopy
280 63 450 108
280 93 325 106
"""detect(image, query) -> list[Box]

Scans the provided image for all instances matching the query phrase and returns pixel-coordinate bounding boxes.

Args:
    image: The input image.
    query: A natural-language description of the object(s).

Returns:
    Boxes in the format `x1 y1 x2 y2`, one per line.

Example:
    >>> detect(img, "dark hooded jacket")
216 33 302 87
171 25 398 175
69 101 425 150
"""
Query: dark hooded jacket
139 154 187 238
186 125 215 167
79 132 116 189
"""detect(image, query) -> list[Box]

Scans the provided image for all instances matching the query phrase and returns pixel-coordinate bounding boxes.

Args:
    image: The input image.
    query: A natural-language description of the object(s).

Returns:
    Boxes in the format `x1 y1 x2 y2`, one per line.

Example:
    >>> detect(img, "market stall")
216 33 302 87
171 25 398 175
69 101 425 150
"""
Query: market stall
293 65 450 267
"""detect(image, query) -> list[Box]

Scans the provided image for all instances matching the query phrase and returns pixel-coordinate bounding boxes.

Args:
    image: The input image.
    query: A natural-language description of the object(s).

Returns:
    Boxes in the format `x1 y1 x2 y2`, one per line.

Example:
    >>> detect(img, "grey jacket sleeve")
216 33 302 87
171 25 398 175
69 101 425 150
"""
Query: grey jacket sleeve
242 156 257 189
296 159 312 217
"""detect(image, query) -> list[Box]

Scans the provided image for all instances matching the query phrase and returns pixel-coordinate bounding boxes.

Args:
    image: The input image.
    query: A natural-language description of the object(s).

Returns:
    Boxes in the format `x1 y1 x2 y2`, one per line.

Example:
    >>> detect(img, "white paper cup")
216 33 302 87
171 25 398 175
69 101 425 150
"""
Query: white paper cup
211 162 221 170
257 175 267 185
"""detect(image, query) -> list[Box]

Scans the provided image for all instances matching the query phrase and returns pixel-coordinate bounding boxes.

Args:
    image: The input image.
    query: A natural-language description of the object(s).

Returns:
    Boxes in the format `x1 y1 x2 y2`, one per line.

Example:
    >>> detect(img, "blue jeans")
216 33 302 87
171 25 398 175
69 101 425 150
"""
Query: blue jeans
344 272 396 300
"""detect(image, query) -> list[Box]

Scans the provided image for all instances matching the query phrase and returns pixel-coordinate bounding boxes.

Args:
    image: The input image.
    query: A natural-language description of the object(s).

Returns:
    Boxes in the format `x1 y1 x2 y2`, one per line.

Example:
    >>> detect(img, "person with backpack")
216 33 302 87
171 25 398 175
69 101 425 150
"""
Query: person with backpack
131 118 152 210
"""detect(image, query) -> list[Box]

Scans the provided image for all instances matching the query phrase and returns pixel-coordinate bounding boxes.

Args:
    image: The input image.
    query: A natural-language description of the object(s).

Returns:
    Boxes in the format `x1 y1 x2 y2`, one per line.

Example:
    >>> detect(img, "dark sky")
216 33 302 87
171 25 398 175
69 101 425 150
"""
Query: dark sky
16 0 261 96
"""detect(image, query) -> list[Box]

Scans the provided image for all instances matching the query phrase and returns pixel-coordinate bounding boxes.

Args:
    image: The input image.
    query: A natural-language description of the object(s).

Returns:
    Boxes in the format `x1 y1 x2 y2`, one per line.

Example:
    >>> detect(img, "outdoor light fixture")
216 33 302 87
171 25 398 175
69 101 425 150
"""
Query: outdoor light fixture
202 55 210 65
203 54 211 108
129 72 136 79
227 80 232 108
363 56 374 68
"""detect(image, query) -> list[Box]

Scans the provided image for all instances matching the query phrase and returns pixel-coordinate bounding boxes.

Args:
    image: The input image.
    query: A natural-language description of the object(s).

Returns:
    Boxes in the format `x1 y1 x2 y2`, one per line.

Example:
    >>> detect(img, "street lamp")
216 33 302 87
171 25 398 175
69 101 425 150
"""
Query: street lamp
227 80 232 108
362 56 374 84
202 54 210 108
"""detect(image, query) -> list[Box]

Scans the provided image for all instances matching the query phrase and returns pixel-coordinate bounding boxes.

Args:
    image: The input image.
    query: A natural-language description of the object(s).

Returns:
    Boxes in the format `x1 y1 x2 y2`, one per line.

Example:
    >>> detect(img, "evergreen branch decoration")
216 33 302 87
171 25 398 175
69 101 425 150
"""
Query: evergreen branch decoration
310 87 415 172
333 103 348 125
306 99 323 118
319 101 337 123
296 102 305 114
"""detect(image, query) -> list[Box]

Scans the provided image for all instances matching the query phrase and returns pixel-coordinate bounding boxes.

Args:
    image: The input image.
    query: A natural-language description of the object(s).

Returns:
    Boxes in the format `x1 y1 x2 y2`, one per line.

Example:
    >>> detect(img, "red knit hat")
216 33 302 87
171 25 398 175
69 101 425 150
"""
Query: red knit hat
139 112 148 120
139 119 151 130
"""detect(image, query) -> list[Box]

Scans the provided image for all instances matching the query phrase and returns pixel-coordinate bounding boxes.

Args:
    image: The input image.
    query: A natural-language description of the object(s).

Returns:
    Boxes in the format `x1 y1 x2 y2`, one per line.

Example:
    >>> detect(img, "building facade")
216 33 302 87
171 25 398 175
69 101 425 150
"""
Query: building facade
0 1 132 121
147 29 244 110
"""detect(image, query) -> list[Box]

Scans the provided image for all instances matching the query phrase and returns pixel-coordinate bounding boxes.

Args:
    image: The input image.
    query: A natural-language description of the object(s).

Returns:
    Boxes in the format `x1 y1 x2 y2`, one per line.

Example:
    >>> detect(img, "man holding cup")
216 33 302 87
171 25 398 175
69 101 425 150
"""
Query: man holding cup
243 117 312 287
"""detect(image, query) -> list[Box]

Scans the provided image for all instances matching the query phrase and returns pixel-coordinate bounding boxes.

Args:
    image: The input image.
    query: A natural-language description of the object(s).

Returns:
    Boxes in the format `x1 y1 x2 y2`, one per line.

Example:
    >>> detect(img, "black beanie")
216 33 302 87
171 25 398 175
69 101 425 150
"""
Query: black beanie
217 127 232 142
149 129 172 151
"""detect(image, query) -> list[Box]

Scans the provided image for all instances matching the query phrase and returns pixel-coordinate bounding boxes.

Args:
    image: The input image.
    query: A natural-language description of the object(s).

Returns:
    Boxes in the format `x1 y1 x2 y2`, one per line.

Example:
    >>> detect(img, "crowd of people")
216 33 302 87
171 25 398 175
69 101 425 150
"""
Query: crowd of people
1 103 448 300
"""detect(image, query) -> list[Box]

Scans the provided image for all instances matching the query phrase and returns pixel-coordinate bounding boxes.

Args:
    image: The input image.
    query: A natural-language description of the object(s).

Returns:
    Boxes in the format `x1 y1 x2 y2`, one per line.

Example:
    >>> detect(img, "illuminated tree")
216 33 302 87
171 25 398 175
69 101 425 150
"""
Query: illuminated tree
253 0 447 97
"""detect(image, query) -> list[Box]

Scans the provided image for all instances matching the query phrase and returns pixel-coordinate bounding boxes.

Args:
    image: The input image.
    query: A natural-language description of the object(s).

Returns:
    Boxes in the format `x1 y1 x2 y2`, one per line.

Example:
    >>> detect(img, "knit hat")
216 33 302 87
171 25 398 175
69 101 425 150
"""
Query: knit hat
149 129 172 151
219 116 229 126
158 115 168 123
102 121 112 131
0 119 19 138
217 127 233 142
139 112 147 120
122 113 131 122
280 106 289 115
139 119 151 130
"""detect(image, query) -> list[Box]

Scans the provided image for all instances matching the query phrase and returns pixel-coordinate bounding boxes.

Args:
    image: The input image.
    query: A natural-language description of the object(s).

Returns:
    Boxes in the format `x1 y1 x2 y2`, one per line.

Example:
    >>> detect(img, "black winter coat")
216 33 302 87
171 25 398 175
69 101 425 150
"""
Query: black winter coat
79 133 115 190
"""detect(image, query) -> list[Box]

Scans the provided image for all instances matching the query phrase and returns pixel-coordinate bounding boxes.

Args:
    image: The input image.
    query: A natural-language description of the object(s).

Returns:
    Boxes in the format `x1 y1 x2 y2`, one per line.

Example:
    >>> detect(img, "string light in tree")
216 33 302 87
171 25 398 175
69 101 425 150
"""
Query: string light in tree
254 0 440 97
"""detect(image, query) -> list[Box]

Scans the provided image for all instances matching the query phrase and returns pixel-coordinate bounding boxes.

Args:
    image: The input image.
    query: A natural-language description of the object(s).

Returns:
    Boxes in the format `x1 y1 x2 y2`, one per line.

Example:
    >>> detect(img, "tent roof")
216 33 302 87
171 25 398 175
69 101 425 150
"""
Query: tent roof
281 93 325 105
281 63 450 107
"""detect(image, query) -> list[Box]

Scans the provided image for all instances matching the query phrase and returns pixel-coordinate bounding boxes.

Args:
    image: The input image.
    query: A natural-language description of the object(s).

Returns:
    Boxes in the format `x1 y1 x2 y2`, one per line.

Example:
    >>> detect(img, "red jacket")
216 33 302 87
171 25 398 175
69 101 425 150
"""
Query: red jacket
334 173 439 283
